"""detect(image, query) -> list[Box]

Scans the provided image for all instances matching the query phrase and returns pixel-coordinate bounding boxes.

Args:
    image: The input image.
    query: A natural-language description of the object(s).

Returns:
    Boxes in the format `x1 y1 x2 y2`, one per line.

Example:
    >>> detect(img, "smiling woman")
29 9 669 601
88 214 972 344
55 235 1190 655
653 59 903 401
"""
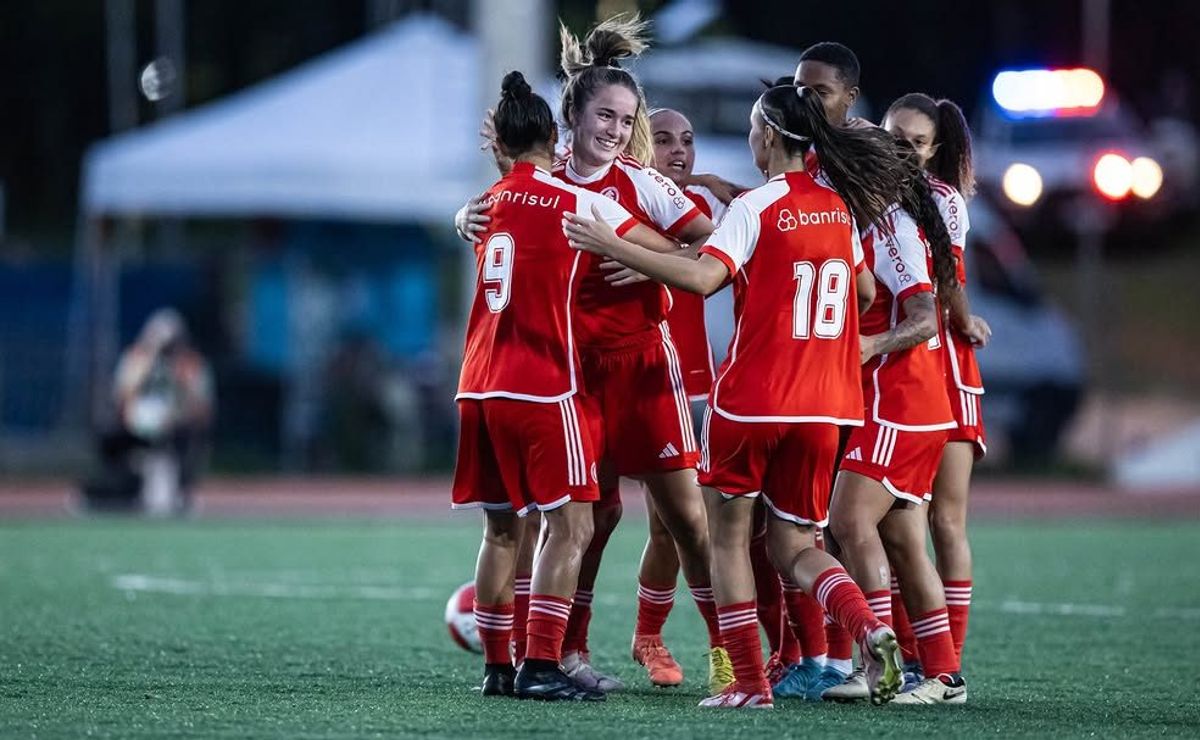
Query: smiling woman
528 14 727 695
559 14 653 169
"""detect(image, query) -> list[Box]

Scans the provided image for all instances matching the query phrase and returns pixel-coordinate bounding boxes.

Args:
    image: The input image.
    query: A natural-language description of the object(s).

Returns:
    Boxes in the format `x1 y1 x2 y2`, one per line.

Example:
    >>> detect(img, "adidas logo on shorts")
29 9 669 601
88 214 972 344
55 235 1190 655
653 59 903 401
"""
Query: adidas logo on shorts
658 443 680 459
845 447 863 461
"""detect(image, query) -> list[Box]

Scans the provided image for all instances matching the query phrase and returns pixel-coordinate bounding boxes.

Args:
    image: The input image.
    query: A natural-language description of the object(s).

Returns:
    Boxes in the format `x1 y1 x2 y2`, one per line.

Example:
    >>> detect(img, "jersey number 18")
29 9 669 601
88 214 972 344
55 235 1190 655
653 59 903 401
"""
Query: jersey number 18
792 260 850 339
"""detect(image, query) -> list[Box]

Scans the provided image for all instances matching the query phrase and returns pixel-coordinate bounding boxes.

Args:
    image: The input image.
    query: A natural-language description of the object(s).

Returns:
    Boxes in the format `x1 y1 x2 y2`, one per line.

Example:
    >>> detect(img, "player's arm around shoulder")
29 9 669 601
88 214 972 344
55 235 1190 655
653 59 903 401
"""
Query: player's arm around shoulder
454 195 491 244
563 206 728 296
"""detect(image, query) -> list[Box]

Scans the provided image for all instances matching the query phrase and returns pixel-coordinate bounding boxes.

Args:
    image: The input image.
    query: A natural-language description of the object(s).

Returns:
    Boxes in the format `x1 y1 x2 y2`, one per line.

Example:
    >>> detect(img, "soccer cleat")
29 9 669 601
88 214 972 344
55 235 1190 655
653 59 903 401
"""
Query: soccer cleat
806 666 850 702
631 634 684 687
901 662 924 693
480 664 516 697
772 658 824 699
821 667 869 702
698 685 774 709
891 673 967 705
861 626 903 705
514 664 606 701
562 650 624 692
707 647 735 694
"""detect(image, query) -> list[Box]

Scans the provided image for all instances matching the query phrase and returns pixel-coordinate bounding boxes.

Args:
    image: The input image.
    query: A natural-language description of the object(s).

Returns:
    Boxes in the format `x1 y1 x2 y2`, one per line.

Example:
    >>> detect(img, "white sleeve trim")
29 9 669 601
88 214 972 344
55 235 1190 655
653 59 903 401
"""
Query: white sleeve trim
703 197 760 273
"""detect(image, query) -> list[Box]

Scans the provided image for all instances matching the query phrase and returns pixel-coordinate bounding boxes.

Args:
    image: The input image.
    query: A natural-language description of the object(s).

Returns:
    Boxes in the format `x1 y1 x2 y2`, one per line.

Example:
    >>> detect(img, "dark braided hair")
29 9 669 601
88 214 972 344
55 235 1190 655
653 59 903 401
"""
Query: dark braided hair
894 140 958 293
757 84 906 230
886 93 976 199
494 71 555 158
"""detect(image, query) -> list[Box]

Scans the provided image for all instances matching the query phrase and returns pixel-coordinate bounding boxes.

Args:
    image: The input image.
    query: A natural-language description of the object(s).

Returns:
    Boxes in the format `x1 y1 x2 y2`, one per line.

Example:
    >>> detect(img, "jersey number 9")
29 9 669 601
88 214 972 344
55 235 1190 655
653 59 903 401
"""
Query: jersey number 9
483 233 514 312
793 260 850 339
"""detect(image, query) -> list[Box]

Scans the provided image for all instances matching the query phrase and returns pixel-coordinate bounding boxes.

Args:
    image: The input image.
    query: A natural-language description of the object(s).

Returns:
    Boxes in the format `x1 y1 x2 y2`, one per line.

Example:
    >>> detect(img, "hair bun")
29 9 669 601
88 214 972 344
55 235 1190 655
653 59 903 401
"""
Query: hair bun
561 14 649 75
500 71 533 101
587 30 628 68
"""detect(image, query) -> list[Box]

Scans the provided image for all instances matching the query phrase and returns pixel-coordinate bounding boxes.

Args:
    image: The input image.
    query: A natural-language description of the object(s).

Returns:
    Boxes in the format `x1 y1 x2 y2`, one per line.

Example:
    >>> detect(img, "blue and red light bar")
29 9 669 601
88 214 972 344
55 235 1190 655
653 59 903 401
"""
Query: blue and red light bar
992 67 1106 118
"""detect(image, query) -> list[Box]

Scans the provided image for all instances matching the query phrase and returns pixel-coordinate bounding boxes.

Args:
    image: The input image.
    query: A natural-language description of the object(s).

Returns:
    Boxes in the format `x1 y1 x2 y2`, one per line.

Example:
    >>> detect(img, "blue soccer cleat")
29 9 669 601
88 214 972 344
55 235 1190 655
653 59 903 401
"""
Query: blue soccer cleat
772 658 825 698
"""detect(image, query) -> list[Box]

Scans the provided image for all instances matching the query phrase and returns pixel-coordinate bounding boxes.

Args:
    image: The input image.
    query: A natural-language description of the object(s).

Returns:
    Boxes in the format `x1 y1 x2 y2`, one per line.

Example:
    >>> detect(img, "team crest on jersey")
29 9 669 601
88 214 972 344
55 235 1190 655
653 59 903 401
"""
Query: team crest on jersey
600 186 620 202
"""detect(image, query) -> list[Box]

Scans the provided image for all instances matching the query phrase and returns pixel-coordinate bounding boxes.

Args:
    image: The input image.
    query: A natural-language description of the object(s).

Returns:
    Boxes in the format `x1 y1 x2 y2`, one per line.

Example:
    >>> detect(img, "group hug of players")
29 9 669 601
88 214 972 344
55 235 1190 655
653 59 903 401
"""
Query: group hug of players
450 15 990 709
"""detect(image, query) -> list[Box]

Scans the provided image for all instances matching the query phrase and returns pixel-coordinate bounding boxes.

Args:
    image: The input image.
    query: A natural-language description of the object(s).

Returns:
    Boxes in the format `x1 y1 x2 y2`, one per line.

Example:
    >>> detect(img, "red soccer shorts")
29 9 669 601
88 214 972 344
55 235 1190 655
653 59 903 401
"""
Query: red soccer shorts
578 323 699 477
839 418 949 505
451 396 599 515
947 388 987 459
698 408 841 527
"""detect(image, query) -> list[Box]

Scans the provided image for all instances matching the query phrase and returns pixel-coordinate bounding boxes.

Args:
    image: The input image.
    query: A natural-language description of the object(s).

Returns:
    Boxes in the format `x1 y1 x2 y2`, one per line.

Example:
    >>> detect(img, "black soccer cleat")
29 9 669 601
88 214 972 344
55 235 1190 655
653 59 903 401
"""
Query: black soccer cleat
514 665 606 702
481 664 516 697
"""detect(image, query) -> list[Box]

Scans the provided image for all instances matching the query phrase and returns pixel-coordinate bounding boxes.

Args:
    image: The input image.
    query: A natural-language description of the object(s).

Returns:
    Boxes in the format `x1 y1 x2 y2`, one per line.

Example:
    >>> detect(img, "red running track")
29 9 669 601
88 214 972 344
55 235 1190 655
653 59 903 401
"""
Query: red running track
0 477 1196 520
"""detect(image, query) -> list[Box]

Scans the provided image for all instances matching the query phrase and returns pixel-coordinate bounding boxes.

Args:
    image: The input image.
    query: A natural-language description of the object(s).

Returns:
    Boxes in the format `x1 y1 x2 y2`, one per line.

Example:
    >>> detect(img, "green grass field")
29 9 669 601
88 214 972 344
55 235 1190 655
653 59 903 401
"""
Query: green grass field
2 517 1199 738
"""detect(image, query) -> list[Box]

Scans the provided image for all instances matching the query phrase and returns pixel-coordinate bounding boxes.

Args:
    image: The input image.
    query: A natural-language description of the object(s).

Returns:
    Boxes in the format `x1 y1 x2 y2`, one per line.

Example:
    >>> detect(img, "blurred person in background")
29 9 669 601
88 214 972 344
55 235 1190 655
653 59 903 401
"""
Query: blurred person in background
81 308 214 515
321 328 390 472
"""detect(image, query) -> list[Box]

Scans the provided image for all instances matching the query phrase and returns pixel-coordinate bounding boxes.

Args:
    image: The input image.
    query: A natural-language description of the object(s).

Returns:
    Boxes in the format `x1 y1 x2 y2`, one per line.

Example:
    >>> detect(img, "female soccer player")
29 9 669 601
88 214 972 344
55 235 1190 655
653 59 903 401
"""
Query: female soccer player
636 107 827 694
782 42 883 701
565 83 913 709
882 93 990 684
627 107 725 688
453 71 683 702
823 141 971 705
458 15 729 692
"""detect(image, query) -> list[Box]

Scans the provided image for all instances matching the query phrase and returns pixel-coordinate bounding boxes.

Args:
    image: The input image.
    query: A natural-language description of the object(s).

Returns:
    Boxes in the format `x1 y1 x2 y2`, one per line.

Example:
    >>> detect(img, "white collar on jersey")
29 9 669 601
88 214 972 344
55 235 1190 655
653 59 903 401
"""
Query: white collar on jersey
564 157 614 185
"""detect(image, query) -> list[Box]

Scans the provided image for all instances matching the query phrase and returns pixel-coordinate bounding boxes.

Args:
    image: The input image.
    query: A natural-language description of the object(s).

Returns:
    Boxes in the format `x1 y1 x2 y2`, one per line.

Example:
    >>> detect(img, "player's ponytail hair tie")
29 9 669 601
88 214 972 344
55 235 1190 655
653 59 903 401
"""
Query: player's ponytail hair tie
500 70 534 101
559 13 648 77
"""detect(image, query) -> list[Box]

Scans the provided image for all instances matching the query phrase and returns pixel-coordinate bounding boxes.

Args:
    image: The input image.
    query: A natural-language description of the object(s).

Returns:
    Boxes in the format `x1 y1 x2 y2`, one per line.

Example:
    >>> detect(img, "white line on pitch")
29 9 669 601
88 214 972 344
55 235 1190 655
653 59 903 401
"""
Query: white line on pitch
112 574 440 601
977 600 1200 620
110 575 1200 620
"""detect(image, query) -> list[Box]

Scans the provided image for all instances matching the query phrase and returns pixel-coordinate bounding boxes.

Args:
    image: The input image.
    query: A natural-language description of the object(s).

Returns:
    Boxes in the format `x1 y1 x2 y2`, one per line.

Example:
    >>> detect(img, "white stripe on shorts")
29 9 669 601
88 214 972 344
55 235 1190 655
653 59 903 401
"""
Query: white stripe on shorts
872 425 898 467
699 405 713 472
659 322 697 453
558 399 585 486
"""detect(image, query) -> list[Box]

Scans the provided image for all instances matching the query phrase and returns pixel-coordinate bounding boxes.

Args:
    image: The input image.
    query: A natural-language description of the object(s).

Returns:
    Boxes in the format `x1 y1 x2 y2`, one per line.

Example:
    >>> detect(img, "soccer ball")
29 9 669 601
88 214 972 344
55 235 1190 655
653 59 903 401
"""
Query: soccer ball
445 581 482 653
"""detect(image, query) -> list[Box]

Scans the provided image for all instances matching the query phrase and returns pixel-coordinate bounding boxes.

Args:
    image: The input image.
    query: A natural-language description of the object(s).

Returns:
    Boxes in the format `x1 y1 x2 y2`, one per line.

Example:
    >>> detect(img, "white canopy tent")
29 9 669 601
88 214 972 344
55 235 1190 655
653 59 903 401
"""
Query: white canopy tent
71 15 499 440
82 14 484 222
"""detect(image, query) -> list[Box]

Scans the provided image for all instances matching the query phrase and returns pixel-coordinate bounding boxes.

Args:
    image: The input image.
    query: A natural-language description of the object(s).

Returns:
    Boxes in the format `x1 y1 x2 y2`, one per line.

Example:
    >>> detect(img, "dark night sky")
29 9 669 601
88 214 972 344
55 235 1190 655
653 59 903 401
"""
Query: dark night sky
724 0 1199 125
1 0 1196 237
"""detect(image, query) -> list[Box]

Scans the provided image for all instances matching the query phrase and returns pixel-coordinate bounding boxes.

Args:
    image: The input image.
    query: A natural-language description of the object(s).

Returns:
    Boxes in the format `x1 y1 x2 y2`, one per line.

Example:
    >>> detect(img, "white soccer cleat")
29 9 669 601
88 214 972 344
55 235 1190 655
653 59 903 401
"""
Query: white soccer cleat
561 650 625 692
891 674 968 705
861 625 903 705
697 687 774 709
821 666 870 702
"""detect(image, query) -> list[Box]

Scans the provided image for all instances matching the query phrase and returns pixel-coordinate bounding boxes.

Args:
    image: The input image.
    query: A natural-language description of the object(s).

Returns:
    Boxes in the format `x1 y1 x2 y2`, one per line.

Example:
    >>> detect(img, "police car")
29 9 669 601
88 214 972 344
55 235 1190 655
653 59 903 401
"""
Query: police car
974 68 1173 222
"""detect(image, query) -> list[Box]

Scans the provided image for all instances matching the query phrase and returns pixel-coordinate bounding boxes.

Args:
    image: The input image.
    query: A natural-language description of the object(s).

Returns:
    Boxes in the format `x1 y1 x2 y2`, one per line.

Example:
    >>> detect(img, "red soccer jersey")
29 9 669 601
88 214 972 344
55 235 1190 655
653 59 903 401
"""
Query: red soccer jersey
457 162 638 402
699 171 866 423
553 155 703 347
860 206 956 430
665 186 726 398
928 176 985 394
